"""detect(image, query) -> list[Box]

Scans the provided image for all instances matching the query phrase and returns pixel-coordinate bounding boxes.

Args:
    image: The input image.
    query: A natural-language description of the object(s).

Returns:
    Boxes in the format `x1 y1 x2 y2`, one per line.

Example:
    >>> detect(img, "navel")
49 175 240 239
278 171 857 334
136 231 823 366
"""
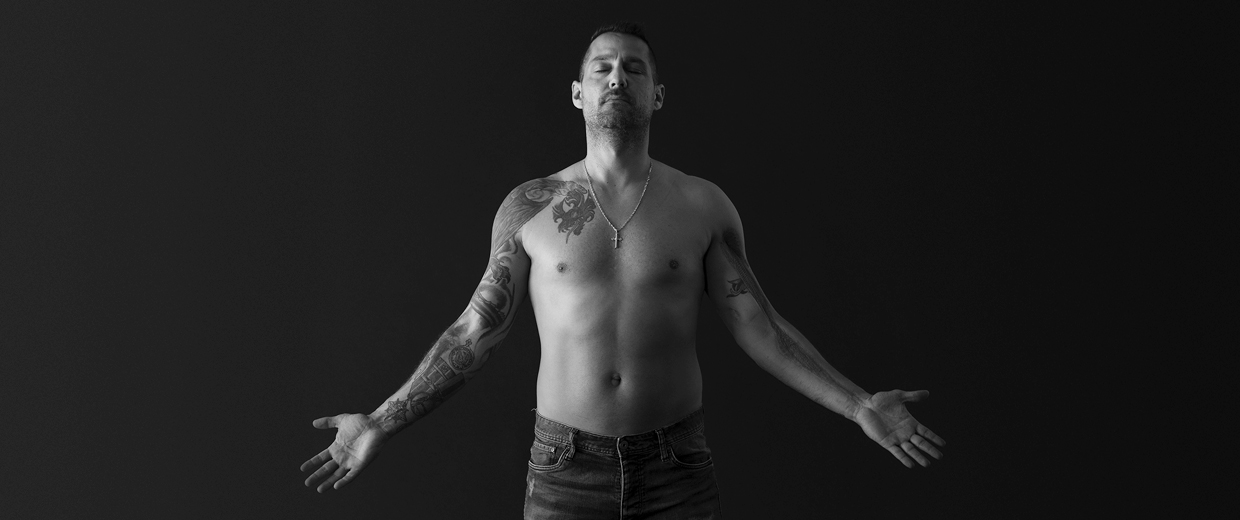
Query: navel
611 373 622 386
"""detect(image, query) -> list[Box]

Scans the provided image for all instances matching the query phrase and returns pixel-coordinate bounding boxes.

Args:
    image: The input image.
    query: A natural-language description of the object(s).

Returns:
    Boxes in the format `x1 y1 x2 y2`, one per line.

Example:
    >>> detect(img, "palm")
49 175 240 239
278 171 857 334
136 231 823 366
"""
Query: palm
855 389 946 468
300 413 388 492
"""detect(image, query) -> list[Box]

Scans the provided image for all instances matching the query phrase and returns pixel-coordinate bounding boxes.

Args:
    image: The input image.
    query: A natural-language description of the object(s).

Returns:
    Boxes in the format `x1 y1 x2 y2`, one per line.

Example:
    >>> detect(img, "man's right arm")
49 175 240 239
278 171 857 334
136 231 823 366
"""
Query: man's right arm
303 178 575 492
368 178 569 435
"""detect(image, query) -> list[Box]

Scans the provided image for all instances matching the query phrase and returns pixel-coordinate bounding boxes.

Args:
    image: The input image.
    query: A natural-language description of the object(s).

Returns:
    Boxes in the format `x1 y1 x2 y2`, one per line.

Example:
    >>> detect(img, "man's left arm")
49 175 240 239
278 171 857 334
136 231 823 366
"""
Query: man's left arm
702 187 946 468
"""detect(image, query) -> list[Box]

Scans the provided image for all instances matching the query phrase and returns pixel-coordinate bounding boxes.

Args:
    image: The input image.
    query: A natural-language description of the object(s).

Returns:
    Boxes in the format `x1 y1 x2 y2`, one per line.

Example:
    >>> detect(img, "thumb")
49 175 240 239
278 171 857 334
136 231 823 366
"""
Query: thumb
312 415 344 429
902 390 929 402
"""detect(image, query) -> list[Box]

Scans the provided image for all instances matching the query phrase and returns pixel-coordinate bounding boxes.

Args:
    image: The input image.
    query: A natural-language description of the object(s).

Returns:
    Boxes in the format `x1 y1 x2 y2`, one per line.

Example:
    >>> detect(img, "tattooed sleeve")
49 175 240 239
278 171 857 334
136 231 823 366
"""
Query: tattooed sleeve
373 177 592 435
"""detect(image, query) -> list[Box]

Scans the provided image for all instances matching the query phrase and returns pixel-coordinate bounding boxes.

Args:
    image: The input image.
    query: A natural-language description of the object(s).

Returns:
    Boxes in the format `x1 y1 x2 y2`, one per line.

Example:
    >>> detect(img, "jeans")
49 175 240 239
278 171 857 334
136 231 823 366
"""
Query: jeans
523 408 723 519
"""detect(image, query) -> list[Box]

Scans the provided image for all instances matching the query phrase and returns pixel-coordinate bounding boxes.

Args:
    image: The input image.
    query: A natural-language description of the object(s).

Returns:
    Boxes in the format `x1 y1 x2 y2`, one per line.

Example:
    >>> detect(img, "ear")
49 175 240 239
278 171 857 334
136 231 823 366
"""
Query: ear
571 81 583 109
652 84 665 111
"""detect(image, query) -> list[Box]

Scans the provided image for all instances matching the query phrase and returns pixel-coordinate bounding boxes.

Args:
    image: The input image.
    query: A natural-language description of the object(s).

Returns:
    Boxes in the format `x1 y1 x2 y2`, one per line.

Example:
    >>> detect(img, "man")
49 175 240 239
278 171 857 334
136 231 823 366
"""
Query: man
301 22 945 518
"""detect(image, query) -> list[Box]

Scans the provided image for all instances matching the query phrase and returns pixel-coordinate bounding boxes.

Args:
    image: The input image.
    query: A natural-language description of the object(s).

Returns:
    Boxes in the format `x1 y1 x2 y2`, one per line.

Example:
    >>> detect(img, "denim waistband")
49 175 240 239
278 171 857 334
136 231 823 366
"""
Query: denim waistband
533 408 706 457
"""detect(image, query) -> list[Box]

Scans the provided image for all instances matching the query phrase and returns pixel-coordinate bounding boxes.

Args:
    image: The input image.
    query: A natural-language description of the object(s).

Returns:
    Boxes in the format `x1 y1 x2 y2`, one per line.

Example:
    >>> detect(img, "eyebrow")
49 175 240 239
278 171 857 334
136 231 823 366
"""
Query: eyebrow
589 54 648 66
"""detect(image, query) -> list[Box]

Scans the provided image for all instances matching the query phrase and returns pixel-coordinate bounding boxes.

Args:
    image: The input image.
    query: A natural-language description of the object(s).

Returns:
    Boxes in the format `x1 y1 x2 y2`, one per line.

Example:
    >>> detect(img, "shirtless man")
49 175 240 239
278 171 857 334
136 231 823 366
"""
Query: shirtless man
301 23 945 518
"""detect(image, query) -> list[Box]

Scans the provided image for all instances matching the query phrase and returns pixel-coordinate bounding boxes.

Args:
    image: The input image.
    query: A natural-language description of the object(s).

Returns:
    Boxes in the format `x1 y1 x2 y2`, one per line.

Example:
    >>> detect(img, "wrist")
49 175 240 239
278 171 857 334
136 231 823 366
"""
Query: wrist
848 393 873 423
368 410 402 438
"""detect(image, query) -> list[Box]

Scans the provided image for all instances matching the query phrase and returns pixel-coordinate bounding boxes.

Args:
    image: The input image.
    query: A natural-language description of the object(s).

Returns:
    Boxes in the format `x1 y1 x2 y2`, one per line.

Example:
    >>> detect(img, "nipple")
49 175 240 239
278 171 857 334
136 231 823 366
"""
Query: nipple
557 262 568 273
611 373 622 386
669 259 679 269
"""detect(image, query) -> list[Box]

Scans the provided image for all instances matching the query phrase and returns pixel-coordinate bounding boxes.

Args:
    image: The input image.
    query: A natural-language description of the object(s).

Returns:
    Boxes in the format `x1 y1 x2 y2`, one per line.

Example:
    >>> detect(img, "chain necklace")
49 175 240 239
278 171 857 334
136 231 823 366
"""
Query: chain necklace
583 161 652 249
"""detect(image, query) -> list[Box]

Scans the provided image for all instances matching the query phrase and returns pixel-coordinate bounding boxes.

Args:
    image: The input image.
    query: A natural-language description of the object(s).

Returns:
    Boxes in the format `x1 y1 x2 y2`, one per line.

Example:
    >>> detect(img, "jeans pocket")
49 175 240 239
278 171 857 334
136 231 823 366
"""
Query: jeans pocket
528 437 569 472
668 433 713 470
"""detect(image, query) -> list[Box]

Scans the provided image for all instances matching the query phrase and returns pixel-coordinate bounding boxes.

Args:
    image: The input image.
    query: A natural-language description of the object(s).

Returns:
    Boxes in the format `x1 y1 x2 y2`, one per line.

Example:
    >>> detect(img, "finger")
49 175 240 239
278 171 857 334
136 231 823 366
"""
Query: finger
885 444 914 468
918 425 946 447
300 448 331 472
901 390 929 402
902 441 931 467
317 466 349 493
304 460 338 488
334 468 359 490
312 415 342 429
304 460 336 487
912 435 943 460
335 459 369 490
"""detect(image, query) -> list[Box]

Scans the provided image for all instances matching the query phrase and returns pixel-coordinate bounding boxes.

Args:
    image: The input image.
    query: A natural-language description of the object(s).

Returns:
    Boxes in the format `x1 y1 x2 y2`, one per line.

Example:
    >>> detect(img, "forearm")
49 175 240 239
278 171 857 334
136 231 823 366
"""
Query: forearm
713 228 869 420
363 180 548 437
369 309 507 436
740 314 870 421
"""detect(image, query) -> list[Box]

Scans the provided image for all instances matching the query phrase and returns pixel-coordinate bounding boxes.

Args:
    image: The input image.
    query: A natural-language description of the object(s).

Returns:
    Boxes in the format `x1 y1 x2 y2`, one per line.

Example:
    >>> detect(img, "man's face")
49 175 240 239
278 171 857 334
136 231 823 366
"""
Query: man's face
572 32 664 131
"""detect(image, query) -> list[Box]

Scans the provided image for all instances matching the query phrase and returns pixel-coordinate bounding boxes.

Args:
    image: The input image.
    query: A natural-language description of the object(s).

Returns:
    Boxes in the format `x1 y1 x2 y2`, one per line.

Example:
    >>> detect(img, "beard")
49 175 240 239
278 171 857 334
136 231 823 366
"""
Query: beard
584 96 652 148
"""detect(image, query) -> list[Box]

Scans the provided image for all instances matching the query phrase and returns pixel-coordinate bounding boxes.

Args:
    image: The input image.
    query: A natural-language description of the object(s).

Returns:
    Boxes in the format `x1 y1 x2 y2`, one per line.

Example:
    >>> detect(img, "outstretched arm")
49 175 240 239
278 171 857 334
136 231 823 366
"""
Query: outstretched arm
365 179 574 434
703 187 945 468
301 178 571 491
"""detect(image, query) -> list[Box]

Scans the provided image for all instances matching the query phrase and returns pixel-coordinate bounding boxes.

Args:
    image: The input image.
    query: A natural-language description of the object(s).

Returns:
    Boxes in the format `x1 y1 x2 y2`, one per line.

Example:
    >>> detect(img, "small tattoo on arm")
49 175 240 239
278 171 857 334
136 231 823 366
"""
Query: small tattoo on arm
719 229 837 385
449 343 475 371
725 277 749 297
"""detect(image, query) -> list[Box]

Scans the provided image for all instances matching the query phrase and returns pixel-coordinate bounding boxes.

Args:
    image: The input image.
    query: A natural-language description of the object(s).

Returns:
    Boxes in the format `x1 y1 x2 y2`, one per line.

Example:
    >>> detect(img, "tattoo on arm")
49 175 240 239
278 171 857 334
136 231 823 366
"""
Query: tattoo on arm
377 178 592 432
719 230 838 385
379 335 472 427
725 278 750 298
473 179 590 339
490 178 593 248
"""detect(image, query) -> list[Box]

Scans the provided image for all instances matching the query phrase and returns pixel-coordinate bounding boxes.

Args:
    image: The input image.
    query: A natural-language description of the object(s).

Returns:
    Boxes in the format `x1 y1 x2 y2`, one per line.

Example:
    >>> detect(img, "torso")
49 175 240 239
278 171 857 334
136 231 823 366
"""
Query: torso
520 161 717 435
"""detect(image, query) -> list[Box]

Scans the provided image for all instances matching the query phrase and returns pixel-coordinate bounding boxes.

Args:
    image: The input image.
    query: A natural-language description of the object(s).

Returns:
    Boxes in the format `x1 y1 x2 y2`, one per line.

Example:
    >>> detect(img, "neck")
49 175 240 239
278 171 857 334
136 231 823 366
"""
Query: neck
583 128 651 187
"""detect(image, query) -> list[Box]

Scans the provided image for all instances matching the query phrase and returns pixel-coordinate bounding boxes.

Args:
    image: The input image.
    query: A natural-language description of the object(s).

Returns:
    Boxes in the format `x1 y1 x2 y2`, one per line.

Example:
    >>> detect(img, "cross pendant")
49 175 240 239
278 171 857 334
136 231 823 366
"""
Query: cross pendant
611 230 622 248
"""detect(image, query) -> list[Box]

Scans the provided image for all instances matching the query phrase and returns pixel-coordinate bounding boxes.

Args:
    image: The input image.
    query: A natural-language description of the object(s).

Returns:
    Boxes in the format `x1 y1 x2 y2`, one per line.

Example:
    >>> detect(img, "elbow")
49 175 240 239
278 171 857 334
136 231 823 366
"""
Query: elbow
734 322 778 361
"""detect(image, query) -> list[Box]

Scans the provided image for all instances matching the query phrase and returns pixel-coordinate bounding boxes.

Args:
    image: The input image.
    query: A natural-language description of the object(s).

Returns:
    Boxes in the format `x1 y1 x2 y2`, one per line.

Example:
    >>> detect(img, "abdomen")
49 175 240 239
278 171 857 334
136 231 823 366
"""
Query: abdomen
531 281 705 436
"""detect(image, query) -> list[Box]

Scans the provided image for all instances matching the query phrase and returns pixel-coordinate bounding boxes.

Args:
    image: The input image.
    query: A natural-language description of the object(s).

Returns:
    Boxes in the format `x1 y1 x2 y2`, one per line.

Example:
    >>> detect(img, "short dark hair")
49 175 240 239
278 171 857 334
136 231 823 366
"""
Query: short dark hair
578 22 659 85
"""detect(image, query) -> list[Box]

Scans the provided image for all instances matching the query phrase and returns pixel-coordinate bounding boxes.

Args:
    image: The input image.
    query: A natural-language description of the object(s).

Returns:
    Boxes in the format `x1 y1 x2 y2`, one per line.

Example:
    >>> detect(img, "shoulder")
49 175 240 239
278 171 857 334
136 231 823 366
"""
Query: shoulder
659 163 740 225
489 166 592 246
496 168 586 212
659 163 744 251
486 171 577 250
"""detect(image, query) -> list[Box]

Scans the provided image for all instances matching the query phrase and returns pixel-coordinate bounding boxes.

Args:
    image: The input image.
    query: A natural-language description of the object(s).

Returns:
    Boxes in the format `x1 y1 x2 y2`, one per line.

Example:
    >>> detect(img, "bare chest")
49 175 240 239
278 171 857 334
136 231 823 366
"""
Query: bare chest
522 185 710 290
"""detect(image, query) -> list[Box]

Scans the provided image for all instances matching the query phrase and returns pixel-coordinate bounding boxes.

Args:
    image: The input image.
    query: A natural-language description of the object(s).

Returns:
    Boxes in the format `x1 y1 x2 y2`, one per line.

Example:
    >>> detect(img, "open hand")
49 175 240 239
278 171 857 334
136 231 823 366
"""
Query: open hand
300 413 388 492
855 389 946 468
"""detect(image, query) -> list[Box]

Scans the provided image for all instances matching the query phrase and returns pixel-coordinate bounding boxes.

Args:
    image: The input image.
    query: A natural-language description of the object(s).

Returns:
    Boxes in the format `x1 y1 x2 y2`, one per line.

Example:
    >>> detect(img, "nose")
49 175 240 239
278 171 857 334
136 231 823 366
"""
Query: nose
608 68 628 89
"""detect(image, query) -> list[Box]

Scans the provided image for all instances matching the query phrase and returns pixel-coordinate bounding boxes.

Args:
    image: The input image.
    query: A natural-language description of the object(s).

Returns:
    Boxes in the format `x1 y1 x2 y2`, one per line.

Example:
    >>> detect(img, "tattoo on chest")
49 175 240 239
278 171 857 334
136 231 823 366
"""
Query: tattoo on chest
551 187 596 242
492 179 593 248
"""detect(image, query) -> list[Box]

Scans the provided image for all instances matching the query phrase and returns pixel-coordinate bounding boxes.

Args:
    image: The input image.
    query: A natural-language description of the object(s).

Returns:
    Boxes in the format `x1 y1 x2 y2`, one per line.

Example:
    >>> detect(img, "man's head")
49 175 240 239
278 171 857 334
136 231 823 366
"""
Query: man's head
577 22 659 85
572 22 665 145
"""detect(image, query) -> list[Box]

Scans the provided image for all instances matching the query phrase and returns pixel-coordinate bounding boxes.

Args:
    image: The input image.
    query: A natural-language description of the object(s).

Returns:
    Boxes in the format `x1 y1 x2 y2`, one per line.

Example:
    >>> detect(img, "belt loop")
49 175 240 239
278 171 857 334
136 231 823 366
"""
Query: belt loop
565 429 577 461
655 428 669 462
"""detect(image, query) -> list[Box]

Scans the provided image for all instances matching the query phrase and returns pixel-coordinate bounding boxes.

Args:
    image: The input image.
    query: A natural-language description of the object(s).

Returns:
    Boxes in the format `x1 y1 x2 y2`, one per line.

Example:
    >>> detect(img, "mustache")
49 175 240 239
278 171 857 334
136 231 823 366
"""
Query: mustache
601 91 632 104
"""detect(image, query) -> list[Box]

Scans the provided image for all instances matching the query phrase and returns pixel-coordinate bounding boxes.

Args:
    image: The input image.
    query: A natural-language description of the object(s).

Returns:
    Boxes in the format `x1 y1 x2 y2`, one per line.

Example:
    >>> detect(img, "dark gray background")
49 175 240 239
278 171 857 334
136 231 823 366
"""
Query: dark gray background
3 1 1203 518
